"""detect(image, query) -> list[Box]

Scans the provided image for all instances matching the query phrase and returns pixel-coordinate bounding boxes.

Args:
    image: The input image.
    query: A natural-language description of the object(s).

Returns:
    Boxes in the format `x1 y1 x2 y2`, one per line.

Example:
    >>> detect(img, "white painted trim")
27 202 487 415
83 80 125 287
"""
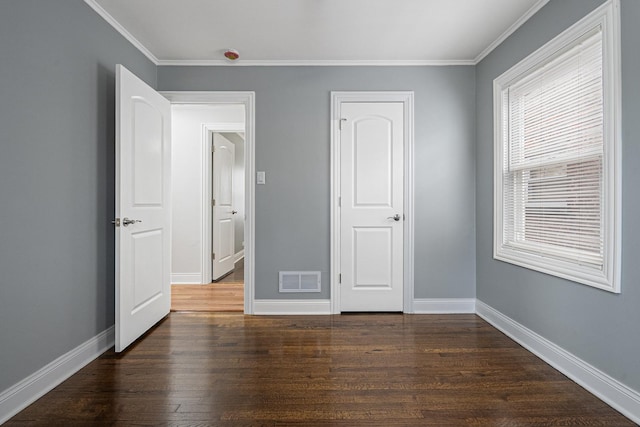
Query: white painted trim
82 0 159 65
170 273 203 284
330 91 415 314
201 123 246 284
161 91 256 314
474 0 551 64
476 300 640 424
234 249 245 263
253 299 332 315
412 298 476 314
157 59 475 67
0 327 114 425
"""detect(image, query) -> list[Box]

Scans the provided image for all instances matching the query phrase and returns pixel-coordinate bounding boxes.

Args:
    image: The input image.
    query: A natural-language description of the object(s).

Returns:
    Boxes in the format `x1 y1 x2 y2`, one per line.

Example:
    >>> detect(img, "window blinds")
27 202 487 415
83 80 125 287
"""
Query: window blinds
502 27 604 268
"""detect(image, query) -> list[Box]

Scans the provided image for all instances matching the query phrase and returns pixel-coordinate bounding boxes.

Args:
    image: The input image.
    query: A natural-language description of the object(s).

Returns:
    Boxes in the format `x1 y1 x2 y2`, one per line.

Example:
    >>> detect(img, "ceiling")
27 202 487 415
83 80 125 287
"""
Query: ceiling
87 0 548 66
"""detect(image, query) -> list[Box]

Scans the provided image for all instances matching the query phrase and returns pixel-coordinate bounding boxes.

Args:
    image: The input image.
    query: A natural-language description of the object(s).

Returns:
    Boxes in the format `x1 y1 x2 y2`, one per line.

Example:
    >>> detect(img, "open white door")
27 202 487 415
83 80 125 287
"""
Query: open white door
115 65 171 352
339 102 404 311
211 133 236 280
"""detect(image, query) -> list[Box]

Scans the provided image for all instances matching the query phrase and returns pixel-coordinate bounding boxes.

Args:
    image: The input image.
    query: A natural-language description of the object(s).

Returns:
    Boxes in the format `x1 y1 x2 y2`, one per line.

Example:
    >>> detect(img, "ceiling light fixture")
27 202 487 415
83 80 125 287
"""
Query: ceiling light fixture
223 49 240 62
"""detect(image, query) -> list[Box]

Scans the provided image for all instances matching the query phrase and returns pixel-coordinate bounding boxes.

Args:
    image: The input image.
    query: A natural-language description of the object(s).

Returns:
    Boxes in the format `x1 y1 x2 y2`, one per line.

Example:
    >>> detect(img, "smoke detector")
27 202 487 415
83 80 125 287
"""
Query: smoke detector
223 49 240 62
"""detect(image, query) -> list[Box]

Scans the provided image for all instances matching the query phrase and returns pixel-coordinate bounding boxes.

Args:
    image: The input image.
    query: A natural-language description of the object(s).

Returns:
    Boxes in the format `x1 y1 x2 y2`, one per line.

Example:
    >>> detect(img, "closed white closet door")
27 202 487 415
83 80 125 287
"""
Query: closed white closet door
339 102 404 312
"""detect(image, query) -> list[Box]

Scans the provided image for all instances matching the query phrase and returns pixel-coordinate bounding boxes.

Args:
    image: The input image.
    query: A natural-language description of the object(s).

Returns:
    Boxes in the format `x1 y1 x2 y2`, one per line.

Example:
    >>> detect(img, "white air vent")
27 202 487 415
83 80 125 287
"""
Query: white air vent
279 271 321 293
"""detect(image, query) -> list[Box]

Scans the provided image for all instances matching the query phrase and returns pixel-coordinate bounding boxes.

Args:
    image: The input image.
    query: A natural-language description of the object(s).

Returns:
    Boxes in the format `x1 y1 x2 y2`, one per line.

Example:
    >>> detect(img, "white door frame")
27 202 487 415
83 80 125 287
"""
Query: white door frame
330 91 415 314
161 91 256 314
203 124 244 283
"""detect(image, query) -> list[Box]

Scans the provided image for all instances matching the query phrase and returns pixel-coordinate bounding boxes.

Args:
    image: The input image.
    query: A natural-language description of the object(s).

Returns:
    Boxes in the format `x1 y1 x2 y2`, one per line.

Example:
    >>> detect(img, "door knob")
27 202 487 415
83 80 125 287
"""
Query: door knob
387 214 401 222
231 210 238 214
122 217 142 226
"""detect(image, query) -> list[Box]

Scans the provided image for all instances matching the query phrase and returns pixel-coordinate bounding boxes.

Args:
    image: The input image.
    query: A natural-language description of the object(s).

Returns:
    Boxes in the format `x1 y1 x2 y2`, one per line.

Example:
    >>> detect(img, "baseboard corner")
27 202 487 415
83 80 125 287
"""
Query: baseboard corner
476 300 640 425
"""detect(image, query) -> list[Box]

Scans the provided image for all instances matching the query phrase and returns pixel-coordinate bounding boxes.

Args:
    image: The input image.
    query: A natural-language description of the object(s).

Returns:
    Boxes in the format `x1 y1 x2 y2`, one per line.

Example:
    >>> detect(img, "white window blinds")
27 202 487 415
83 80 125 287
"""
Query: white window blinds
502 28 604 268
494 0 620 293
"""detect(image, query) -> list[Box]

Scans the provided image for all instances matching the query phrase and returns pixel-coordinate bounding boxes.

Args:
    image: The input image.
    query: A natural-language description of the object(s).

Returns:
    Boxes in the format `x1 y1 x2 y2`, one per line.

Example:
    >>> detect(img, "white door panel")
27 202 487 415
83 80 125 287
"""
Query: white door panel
354 118 393 206
340 102 404 312
116 65 171 352
212 133 236 280
352 227 392 287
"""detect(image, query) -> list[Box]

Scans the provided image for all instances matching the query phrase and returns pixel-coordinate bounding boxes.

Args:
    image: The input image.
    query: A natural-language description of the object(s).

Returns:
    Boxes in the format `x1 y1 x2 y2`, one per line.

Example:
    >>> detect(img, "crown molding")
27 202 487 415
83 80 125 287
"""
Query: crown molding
474 0 551 64
156 59 475 67
83 0 160 65
83 0 547 68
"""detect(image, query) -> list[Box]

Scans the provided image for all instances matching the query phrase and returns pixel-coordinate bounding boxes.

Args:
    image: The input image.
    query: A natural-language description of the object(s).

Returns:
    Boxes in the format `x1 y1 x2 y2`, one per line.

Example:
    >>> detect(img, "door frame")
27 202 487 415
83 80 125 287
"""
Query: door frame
203 124 244 283
330 91 415 314
161 91 256 314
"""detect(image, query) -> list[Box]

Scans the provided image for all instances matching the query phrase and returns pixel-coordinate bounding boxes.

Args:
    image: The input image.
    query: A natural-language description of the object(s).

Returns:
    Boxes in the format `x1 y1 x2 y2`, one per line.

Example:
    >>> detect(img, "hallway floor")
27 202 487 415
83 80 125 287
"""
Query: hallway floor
171 261 244 312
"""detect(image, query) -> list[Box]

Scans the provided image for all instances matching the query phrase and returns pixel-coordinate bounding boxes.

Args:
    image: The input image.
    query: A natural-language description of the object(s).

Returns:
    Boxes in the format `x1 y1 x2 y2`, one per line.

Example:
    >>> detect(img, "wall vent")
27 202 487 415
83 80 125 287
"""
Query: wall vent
279 271 321 293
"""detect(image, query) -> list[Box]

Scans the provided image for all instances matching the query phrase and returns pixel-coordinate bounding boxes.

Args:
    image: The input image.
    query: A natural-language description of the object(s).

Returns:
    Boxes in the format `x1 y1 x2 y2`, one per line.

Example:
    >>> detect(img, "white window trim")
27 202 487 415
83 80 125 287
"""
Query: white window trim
493 0 621 293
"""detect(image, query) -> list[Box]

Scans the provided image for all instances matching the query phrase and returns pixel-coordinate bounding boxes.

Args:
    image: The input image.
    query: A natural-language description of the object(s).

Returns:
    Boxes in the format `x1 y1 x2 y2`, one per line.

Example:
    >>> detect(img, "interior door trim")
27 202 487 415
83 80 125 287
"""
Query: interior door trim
161 91 256 314
330 91 415 314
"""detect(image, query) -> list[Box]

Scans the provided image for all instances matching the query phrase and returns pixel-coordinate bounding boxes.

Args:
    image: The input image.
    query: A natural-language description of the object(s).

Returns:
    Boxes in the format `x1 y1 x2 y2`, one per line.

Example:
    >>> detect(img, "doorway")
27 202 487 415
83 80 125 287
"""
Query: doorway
162 92 256 314
170 128 245 312
210 131 244 282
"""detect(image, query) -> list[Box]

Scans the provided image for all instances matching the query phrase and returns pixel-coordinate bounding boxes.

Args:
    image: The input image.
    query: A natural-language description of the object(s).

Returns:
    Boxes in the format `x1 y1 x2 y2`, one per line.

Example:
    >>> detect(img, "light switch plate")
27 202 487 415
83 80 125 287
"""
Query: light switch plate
257 171 266 185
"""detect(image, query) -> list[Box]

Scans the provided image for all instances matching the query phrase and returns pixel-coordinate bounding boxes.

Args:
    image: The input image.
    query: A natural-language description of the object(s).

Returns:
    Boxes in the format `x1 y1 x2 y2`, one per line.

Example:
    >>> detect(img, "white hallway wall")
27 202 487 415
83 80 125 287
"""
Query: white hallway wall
171 104 245 284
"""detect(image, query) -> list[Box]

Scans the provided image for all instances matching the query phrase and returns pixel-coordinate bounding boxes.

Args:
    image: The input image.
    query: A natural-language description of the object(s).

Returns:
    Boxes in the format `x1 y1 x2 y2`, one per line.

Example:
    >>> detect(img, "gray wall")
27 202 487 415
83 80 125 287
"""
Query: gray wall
0 0 156 391
476 0 640 391
158 66 476 300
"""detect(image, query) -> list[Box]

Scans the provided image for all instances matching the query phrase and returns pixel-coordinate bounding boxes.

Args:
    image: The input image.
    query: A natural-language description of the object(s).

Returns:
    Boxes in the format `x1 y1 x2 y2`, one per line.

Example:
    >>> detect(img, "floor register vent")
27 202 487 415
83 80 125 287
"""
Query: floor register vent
279 271 321 293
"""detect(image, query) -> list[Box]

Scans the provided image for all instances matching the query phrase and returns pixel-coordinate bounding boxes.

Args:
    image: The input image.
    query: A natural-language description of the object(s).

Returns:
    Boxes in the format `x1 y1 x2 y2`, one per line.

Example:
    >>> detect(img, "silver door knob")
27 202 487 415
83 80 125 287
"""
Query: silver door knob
122 217 142 226
387 214 401 222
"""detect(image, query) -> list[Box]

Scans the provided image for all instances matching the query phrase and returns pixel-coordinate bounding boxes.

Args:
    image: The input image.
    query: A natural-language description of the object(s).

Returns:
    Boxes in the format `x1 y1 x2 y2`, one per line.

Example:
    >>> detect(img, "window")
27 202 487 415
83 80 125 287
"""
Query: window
493 0 620 292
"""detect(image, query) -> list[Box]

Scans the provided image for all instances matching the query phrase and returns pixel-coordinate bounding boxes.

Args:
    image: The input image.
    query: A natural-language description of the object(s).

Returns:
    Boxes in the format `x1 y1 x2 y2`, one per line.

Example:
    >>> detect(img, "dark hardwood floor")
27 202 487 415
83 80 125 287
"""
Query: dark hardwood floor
6 313 634 426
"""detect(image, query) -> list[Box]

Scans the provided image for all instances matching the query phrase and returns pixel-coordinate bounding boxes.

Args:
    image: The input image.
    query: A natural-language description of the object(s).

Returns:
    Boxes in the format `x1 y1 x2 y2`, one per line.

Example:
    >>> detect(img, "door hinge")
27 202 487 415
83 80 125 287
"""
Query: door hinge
339 273 341 283
212 252 216 260
212 199 216 207
338 196 341 207
339 118 347 130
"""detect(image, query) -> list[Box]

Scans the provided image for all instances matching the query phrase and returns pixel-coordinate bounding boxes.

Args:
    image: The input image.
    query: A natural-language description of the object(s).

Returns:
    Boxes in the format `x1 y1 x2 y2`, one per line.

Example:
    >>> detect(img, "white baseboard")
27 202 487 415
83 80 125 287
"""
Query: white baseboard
476 300 640 425
0 326 114 425
412 298 476 314
253 299 332 315
171 273 202 284
234 250 245 263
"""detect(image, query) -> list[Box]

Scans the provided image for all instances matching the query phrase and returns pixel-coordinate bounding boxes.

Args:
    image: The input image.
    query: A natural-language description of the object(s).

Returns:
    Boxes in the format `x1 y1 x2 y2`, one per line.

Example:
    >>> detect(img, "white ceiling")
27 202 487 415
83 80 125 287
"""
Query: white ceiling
87 0 548 65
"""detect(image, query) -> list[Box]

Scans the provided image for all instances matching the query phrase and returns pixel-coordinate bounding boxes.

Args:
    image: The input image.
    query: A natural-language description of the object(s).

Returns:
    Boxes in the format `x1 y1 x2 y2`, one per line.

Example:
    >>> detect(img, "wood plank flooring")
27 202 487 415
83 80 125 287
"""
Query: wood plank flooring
6 313 634 426
171 263 244 312
171 283 244 312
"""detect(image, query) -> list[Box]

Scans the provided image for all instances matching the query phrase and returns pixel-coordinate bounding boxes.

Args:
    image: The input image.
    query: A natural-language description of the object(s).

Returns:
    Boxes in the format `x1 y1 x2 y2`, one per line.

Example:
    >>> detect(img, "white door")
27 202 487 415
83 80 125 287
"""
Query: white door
211 133 236 280
115 65 171 352
340 102 404 311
